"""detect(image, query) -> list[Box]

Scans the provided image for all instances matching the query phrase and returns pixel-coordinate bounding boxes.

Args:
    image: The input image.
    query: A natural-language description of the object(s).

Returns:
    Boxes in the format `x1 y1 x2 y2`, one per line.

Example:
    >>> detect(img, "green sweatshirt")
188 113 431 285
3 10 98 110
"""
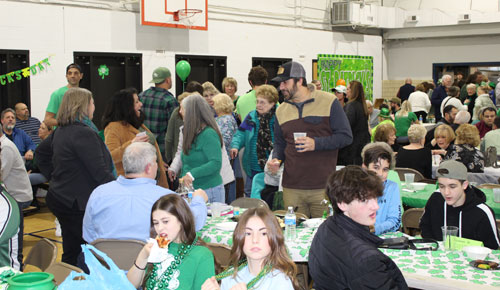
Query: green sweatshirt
0 184 21 270
181 127 223 190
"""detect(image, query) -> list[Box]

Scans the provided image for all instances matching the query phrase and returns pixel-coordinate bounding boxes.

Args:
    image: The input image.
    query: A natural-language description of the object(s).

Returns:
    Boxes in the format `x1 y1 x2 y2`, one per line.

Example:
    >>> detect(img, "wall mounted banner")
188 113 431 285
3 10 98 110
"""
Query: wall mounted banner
317 54 373 100
0 57 51 86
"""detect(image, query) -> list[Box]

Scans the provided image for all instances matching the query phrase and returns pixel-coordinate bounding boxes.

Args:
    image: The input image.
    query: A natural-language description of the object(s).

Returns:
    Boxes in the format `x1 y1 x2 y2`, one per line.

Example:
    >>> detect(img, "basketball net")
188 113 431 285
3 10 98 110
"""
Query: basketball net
174 9 202 29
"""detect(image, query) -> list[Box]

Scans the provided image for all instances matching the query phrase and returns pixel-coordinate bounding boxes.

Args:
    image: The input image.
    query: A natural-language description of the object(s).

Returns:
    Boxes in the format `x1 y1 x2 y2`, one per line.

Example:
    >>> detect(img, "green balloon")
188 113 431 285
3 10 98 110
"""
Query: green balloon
176 60 191 82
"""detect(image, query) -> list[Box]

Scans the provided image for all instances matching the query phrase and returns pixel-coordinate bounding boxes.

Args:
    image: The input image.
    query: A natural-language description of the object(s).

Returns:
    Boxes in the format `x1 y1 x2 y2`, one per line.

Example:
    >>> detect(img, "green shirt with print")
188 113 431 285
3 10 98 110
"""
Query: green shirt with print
46 86 69 115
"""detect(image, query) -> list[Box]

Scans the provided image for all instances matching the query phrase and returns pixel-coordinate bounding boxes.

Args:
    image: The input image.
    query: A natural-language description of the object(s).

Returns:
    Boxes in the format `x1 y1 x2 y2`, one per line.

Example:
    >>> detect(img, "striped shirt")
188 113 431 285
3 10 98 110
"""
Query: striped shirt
16 117 41 145
139 87 178 157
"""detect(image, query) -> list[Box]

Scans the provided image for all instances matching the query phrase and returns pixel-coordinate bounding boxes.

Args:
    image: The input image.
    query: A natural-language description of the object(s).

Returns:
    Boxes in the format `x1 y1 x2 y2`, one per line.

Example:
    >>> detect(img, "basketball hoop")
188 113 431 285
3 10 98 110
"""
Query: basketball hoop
174 9 203 29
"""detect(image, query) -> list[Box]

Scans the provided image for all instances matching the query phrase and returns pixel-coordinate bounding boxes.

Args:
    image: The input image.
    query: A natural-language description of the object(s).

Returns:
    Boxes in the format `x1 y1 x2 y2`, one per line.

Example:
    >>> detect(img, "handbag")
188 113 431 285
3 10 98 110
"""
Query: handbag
379 236 439 251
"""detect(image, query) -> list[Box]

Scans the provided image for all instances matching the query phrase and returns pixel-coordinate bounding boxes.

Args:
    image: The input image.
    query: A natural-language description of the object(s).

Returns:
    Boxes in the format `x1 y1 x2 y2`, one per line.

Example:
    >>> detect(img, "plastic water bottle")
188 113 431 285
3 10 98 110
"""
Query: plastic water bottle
186 184 194 204
419 115 423 123
284 206 296 242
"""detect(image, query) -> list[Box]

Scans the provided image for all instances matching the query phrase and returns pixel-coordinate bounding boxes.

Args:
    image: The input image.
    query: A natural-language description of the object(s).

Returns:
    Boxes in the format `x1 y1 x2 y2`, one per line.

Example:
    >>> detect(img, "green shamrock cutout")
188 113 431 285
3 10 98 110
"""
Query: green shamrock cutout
98 64 109 80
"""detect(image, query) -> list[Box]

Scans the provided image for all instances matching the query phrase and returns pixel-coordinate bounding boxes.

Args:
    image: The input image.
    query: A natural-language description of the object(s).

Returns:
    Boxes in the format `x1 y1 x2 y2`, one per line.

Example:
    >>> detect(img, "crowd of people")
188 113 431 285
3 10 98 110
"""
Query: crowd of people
1 61 500 290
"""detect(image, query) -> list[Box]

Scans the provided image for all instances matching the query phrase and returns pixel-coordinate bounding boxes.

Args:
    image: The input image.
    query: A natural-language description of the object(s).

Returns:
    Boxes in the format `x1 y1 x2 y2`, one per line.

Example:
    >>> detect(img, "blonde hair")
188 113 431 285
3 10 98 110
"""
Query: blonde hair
396 100 412 117
255 84 279 104
407 124 426 143
455 124 480 147
212 93 234 115
202 81 220 95
222 77 238 92
56 88 92 126
434 124 456 144
177 91 196 104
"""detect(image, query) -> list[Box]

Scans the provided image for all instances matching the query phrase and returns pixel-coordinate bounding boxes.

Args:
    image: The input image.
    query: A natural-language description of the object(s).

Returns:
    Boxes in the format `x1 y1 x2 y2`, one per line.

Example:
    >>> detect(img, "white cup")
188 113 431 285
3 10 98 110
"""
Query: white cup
494 188 500 203
211 202 225 218
294 132 307 151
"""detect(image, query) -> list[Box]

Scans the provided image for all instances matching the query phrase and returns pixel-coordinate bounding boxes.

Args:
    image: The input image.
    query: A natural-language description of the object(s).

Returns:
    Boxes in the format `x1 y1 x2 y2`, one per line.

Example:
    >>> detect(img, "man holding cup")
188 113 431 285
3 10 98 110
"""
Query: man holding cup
420 160 500 249
268 61 353 218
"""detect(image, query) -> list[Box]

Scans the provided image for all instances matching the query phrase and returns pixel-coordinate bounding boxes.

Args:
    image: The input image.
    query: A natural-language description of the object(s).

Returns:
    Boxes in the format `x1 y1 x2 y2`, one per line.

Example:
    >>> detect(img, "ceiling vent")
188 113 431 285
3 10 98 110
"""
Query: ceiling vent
406 15 418 23
458 14 471 22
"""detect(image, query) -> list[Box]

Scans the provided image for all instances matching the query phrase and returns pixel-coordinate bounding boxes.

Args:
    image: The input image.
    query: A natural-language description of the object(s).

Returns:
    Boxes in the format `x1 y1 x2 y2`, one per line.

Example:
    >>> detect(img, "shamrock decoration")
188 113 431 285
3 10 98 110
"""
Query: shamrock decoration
98 64 109 79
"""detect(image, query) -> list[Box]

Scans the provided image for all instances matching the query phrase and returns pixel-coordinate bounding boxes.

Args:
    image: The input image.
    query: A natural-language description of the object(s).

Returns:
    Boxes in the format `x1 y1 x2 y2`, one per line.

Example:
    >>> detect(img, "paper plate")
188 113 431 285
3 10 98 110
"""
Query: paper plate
302 218 324 228
215 222 238 231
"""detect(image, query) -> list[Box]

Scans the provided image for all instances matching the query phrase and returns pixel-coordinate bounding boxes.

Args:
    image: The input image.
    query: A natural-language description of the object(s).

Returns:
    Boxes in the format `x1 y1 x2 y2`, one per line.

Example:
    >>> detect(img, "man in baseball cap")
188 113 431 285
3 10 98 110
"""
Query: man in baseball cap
139 67 178 161
268 61 353 218
420 160 500 249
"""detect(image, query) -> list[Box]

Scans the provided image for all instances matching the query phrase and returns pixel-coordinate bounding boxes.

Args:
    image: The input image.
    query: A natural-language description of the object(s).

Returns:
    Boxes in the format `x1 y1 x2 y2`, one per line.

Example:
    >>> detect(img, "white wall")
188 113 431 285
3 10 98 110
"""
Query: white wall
0 1 383 119
383 35 500 80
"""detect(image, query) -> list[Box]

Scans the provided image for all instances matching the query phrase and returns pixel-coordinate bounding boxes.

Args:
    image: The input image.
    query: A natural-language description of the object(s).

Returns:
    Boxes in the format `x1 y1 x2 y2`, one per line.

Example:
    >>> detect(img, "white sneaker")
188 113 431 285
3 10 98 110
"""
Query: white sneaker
55 218 62 237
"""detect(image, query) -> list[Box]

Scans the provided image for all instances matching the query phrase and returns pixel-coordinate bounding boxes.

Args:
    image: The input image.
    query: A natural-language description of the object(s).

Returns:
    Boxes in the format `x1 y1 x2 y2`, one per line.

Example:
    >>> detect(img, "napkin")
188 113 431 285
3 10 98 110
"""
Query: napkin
147 238 171 263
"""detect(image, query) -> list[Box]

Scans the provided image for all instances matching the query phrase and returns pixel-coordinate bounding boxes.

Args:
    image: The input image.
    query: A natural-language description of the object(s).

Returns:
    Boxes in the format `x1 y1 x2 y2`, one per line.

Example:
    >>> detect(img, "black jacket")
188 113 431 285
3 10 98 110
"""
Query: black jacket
36 122 115 211
420 186 500 249
338 100 369 166
309 213 408 290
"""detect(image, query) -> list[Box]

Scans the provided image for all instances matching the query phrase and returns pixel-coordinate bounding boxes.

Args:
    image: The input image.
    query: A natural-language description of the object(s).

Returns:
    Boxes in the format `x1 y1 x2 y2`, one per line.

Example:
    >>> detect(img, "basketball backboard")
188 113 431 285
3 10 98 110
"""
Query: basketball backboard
141 0 207 30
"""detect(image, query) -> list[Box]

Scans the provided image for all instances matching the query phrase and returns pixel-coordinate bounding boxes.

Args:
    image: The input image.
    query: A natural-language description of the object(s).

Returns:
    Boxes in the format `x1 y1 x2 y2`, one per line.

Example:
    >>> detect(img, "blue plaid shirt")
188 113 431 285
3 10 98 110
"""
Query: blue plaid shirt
139 87 178 157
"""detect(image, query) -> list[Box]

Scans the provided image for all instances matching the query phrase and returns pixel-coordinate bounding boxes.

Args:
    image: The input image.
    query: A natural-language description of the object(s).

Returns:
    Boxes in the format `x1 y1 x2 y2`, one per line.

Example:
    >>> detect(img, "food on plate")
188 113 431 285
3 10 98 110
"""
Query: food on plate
156 235 170 248
275 216 285 228
471 260 499 270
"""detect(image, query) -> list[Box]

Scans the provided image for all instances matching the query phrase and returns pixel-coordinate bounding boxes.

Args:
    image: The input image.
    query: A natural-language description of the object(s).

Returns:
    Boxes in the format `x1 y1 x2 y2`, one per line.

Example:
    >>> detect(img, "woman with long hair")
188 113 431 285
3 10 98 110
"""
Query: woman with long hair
394 100 418 138
181 94 224 202
338 80 370 165
36 88 115 266
202 207 298 290
128 194 215 289
102 88 168 188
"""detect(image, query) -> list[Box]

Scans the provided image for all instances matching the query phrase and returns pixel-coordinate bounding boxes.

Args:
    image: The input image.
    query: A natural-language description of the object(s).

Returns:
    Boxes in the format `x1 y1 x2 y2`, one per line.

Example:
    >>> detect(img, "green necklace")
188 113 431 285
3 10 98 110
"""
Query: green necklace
146 236 198 290
215 259 272 290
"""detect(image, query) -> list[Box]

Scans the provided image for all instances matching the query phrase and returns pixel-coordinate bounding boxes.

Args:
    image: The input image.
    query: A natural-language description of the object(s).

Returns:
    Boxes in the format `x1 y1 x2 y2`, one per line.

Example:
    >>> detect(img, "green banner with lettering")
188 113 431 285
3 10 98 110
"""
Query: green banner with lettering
317 54 373 100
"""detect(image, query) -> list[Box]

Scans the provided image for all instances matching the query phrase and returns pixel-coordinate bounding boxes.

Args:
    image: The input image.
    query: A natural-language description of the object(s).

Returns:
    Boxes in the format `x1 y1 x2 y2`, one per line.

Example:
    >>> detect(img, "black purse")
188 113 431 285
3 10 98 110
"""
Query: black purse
379 237 439 251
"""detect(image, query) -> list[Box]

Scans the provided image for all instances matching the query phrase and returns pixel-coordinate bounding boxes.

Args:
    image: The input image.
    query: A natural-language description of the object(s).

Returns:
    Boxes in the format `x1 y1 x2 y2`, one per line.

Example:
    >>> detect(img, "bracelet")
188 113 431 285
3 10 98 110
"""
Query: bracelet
134 260 146 270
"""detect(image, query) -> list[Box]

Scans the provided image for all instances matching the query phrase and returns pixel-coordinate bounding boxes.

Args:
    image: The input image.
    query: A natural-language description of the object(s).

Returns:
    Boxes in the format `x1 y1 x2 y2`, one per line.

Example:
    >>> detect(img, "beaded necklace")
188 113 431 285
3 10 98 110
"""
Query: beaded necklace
215 259 273 290
146 236 198 290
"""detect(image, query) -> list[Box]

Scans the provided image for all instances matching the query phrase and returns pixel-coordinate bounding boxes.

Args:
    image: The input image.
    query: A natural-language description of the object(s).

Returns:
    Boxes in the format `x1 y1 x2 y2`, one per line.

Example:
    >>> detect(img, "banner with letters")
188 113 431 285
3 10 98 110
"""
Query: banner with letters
317 54 373 100
0 57 51 86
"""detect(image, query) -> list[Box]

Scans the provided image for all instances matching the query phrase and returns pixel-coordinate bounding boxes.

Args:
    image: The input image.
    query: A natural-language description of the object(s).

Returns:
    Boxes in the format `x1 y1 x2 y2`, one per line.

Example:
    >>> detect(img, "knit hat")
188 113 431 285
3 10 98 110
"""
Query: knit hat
436 160 468 181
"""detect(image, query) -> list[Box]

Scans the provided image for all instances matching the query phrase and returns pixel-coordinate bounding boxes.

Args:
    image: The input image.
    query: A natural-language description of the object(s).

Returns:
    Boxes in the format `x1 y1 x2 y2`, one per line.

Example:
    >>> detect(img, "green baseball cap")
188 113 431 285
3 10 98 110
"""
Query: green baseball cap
150 67 171 84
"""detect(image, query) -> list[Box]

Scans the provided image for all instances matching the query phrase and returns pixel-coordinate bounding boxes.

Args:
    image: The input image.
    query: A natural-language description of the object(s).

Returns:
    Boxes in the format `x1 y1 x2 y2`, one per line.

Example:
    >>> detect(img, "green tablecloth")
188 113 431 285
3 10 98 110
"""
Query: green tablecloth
199 215 318 262
401 184 500 219
380 232 500 288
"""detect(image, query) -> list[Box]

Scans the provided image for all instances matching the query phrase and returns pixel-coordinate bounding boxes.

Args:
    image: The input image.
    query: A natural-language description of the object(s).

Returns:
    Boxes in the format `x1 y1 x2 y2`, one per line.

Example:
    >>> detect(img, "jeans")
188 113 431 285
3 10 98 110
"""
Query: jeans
205 184 225 203
29 173 48 186
244 170 261 197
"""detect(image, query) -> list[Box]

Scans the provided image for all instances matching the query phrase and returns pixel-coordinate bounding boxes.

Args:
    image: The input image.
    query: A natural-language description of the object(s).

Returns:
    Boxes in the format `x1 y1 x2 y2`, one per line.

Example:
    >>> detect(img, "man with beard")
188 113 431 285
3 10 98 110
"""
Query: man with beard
1 109 36 160
267 61 352 218
44 63 83 127
15 103 41 145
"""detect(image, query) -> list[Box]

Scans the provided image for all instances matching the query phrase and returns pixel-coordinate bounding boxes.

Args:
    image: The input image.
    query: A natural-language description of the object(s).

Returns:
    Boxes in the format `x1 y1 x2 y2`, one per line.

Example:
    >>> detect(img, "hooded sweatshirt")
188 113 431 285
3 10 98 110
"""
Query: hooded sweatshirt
420 185 500 249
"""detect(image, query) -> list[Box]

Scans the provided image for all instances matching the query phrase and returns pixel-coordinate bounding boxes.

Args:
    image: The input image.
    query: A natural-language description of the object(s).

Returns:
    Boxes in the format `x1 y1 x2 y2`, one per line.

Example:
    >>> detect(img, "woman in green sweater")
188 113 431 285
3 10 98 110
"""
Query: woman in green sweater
180 94 225 203
128 194 215 289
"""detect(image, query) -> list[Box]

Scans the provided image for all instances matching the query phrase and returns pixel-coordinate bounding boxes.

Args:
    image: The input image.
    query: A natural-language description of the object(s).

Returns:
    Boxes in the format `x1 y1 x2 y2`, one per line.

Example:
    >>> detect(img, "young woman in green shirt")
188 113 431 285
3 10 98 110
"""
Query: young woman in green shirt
127 194 215 289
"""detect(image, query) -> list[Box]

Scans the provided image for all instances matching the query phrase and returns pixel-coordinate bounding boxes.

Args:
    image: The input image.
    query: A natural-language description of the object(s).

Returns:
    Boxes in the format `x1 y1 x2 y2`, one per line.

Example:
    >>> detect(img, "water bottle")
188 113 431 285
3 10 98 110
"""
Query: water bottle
186 184 194 204
284 206 296 242
419 115 423 123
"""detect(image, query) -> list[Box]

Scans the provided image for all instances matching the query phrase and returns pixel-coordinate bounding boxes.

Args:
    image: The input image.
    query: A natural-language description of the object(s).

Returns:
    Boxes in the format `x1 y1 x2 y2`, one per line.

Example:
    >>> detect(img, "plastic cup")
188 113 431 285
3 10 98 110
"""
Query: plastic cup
294 132 307 151
441 226 459 250
432 154 441 166
404 173 415 190
494 188 500 203
211 202 224 218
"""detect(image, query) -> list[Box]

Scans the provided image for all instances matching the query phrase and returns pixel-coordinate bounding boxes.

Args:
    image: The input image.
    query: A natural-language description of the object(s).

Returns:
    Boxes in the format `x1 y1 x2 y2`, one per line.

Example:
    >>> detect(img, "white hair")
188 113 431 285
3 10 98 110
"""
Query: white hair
123 142 157 175
442 75 452 82
366 100 373 106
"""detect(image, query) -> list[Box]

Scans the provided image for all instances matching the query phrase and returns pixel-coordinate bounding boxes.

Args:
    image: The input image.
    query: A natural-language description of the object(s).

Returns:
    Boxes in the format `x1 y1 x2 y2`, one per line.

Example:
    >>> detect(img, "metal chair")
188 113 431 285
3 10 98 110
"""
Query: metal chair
24 238 57 272
206 243 232 269
394 167 425 182
45 262 83 285
402 208 425 236
90 239 145 270
230 197 268 209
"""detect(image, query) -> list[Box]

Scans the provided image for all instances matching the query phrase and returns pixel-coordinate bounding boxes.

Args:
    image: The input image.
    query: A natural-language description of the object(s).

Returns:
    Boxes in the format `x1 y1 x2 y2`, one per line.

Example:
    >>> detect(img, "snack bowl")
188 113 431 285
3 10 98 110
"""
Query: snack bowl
411 182 427 191
463 246 491 260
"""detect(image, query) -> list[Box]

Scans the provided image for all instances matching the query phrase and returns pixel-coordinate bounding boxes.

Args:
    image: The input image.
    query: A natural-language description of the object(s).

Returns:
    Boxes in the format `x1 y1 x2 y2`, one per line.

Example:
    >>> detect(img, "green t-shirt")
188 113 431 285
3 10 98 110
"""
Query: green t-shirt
147 243 215 290
236 90 256 121
46 86 69 115
181 127 223 190
395 112 417 137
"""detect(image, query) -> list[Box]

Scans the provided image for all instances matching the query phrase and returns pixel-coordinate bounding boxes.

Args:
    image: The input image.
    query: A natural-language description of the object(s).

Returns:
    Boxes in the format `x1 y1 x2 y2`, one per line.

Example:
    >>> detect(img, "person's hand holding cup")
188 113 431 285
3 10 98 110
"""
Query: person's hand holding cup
267 158 281 174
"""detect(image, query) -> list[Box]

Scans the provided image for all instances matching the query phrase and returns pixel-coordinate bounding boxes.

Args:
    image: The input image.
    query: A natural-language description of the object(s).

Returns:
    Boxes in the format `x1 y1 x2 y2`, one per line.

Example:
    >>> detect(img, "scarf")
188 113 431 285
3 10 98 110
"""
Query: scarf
256 107 275 170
